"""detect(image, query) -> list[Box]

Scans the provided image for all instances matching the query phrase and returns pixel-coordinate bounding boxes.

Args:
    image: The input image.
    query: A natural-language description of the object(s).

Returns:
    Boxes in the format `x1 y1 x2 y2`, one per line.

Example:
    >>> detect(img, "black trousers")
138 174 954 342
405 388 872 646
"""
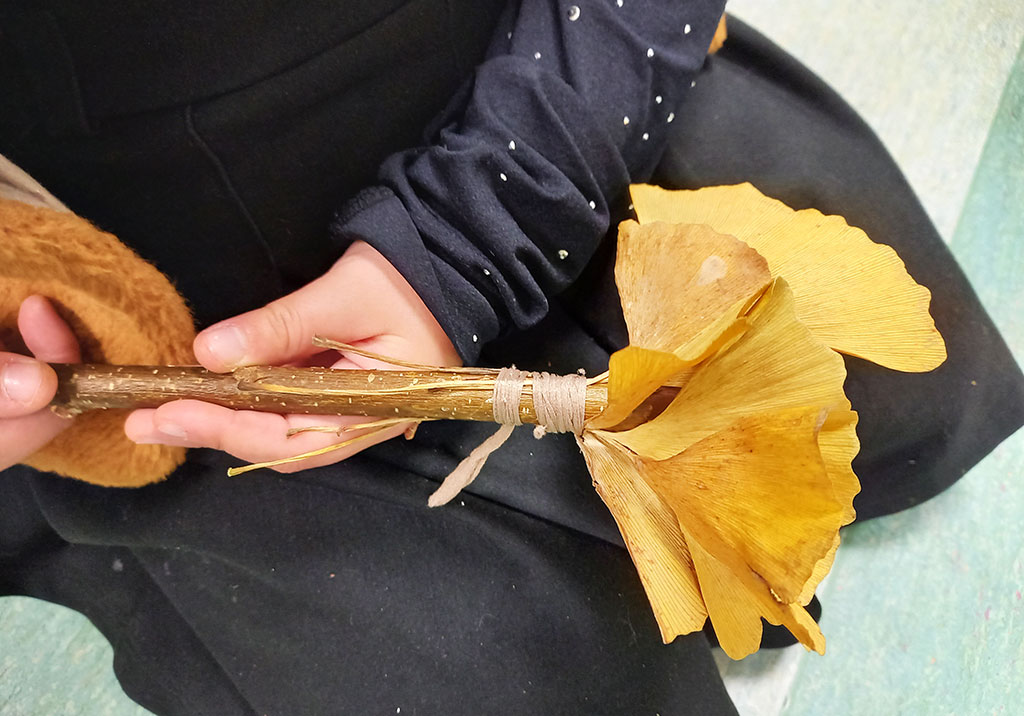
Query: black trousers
2 18 1022 716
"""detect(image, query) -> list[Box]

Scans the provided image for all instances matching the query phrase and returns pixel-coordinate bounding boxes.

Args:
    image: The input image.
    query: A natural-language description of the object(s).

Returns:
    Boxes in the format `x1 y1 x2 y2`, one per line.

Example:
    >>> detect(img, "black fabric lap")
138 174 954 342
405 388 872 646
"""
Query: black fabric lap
4 456 738 716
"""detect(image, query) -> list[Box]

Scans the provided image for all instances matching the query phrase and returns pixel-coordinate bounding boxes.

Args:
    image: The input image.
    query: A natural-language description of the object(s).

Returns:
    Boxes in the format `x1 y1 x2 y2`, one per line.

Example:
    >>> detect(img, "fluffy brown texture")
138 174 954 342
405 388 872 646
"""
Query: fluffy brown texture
0 198 196 486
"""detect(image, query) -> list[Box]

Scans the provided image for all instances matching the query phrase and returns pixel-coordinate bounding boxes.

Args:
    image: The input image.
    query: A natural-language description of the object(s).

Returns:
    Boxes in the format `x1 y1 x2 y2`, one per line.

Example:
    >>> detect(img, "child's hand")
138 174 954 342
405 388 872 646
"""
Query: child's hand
0 296 82 471
124 241 461 472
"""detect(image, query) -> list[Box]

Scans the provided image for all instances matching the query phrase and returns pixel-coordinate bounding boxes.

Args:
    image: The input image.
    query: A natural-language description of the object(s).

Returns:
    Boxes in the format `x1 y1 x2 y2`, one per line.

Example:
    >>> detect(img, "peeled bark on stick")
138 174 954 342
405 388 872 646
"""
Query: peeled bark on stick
49 363 618 426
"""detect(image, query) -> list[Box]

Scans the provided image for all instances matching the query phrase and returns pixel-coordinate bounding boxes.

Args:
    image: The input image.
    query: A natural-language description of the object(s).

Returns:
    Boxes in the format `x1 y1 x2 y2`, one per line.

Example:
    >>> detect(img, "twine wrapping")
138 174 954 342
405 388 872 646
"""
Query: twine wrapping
427 367 588 507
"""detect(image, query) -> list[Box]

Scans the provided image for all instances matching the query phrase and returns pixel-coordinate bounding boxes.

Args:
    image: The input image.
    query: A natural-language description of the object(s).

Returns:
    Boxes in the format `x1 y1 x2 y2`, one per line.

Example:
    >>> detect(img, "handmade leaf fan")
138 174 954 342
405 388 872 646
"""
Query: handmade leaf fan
0 182 945 658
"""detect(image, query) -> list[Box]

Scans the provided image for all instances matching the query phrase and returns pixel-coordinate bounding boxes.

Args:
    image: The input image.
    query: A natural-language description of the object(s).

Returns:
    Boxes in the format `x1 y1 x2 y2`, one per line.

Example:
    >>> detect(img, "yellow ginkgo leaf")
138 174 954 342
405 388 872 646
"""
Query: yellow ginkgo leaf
682 527 766 658
796 410 860 602
590 346 689 430
629 183 946 372
817 409 860 527
640 408 844 604
614 280 851 466
594 275 860 640
578 431 708 641
616 221 770 360
798 532 841 606
682 523 825 659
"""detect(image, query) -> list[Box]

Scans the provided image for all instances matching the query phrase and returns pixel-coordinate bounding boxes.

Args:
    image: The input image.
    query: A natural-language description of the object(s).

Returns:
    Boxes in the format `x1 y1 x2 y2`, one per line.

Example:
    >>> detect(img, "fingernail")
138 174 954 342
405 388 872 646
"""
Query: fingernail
133 423 188 444
201 324 248 367
1 359 43 404
158 423 188 440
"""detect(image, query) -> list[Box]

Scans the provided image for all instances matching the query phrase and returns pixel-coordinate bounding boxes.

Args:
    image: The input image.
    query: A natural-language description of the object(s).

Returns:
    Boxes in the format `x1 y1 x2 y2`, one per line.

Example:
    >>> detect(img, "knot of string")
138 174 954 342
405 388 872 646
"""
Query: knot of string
530 370 587 437
427 367 588 507
491 366 527 426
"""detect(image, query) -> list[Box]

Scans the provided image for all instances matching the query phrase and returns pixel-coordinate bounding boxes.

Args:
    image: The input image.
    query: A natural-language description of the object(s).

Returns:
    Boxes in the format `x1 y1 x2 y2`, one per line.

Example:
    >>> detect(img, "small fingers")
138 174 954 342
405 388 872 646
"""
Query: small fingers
192 268 375 372
191 240 461 374
0 296 79 469
125 401 406 473
0 405 72 472
18 295 82 364
0 354 59 418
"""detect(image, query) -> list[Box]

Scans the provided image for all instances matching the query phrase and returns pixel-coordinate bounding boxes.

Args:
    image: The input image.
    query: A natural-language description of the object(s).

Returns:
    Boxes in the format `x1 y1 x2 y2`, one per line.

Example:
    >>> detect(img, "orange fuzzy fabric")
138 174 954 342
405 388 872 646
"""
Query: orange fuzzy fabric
0 198 196 486
708 14 727 55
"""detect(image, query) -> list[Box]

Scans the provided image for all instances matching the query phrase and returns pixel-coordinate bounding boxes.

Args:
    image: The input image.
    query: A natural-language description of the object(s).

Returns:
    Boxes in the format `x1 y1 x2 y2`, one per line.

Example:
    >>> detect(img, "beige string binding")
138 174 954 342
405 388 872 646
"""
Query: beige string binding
427 367 588 507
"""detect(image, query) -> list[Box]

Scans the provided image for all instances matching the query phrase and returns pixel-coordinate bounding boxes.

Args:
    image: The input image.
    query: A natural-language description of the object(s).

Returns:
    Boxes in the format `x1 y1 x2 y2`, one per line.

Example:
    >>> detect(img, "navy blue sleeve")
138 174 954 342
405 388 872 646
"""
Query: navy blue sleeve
331 0 726 363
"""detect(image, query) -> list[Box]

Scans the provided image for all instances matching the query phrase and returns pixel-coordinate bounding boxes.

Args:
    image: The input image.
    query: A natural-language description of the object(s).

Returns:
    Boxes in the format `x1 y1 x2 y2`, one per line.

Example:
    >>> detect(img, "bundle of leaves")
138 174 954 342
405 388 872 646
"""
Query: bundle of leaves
576 183 944 658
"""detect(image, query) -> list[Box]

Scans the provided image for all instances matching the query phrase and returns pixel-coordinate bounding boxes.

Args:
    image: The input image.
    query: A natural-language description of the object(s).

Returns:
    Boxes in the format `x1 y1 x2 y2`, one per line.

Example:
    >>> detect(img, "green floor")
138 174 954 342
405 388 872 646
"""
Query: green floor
2 4 1023 715
0 598 150 716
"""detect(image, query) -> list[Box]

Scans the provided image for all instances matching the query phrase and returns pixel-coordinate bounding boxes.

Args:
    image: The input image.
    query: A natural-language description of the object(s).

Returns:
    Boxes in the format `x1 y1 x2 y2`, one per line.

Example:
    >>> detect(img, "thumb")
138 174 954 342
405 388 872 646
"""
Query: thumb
193 261 385 372
0 355 58 418
0 295 81 418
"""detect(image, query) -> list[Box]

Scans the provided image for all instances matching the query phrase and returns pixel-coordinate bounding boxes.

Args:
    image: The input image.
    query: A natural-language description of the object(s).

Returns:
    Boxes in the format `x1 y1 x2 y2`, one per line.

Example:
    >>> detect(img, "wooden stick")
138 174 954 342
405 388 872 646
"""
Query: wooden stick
49 364 612 425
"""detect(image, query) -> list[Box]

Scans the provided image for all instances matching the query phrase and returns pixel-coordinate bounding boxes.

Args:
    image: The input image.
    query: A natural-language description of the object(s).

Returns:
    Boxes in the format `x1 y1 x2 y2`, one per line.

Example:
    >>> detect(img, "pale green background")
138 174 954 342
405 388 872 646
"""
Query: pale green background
2 2 1023 714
